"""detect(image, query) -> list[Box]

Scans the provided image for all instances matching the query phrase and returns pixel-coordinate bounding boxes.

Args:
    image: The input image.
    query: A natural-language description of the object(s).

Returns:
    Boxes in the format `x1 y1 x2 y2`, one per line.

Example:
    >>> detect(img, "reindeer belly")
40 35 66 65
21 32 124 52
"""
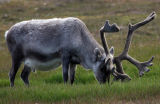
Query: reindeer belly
24 58 61 71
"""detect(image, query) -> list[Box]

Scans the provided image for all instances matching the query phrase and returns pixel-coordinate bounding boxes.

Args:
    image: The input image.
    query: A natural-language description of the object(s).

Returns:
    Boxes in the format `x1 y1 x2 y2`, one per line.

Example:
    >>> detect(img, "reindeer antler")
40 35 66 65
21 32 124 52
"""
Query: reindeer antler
100 20 131 82
100 20 120 55
101 12 156 82
113 12 156 79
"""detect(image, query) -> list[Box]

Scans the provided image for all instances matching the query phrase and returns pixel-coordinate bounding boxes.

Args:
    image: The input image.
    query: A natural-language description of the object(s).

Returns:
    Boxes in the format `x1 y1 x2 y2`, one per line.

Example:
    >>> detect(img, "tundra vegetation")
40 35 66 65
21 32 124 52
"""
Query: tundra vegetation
0 0 160 104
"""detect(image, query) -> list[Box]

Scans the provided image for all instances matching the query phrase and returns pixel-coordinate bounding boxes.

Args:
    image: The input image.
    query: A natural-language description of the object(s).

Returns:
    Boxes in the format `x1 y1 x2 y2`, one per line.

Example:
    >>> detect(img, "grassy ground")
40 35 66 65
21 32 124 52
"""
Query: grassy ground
0 0 160 103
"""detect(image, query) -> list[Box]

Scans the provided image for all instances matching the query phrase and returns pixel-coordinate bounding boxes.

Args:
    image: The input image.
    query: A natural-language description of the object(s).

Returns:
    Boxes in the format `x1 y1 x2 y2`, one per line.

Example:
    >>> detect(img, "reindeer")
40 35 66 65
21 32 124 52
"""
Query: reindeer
5 17 129 87
5 12 155 87
100 12 156 81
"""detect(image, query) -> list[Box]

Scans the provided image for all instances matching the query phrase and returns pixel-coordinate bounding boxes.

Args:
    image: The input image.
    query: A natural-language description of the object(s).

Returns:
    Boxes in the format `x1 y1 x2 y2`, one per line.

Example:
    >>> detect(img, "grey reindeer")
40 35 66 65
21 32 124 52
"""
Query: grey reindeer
5 12 155 87
5 17 126 87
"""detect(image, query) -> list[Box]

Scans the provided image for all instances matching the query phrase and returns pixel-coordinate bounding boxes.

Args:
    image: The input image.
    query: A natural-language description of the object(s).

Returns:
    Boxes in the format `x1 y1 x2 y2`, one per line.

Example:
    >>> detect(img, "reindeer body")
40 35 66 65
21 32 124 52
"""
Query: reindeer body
6 12 154 87
6 18 103 70
6 17 109 86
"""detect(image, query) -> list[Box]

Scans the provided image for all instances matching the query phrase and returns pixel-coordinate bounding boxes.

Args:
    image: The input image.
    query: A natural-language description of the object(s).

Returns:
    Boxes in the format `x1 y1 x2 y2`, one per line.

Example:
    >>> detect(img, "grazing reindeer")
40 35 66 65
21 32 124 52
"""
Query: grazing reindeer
5 17 129 87
100 12 156 81
5 12 155 87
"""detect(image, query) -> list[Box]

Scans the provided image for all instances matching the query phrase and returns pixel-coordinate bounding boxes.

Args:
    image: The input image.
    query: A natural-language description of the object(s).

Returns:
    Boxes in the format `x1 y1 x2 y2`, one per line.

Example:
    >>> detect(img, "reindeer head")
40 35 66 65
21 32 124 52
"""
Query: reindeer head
93 46 115 84
94 21 121 84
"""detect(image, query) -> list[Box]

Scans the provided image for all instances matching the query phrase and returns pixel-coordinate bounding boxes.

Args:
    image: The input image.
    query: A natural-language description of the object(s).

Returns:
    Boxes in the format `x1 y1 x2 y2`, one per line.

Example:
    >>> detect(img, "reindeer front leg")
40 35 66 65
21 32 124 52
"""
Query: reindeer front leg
62 53 70 83
69 63 76 84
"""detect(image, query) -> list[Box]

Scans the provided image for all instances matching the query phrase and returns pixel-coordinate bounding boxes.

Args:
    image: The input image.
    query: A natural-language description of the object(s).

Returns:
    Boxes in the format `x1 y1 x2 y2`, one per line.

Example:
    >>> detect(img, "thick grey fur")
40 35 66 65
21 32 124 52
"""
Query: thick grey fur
5 17 113 87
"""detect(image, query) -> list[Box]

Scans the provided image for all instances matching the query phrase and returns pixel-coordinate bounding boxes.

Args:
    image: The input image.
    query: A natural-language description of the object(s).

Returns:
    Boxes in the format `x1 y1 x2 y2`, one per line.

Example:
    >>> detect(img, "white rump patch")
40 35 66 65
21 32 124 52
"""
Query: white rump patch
4 30 8 39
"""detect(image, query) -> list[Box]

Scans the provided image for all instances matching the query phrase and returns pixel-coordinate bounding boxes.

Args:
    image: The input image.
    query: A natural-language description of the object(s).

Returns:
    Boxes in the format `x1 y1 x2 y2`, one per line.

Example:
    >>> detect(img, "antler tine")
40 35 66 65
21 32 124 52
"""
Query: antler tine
100 20 120 55
143 56 154 66
113 12 156 78
125 55 155 76
111 67 131 82
133 11 156 31
100 29 109 55
122 12 156 55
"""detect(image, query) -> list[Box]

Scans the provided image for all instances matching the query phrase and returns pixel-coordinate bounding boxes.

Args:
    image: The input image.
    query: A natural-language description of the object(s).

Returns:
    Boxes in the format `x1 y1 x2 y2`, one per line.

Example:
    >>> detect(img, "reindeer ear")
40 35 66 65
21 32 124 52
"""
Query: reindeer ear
94 48 102 61
109 46 114 56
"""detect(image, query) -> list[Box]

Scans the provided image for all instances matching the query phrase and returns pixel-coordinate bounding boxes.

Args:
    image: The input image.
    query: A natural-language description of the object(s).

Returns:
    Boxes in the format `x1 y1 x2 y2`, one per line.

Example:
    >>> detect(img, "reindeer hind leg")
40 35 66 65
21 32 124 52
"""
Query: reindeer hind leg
21 65 31 86
9 49 23 87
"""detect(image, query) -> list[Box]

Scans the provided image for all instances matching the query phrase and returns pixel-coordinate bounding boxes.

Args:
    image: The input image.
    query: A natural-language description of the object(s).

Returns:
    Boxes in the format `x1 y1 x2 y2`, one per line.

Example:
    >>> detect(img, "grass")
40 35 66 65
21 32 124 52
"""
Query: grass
0 0 160 103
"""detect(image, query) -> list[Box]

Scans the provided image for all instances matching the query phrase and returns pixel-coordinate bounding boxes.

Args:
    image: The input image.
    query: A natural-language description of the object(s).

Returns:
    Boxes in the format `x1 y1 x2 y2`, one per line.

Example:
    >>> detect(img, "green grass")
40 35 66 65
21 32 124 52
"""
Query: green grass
0 0 160 103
